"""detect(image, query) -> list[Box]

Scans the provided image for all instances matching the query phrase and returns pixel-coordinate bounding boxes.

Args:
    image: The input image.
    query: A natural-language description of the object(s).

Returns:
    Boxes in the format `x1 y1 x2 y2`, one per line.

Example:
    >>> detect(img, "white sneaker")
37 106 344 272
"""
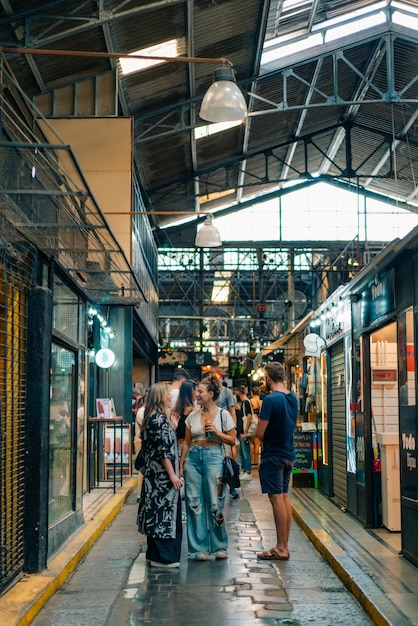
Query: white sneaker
215 550 228 559
149 560 180 568
195 552 208 561
240 472 252 480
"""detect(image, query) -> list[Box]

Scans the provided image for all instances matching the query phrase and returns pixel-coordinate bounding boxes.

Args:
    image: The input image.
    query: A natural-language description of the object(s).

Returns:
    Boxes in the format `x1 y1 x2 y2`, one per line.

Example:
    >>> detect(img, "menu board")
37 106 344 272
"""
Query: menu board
293 428 313 470
96 398 116 419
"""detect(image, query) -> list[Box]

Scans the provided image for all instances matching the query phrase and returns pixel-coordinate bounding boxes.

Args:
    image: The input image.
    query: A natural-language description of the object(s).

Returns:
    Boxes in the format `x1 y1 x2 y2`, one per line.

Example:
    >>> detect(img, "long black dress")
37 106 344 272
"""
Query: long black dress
137 411 182 564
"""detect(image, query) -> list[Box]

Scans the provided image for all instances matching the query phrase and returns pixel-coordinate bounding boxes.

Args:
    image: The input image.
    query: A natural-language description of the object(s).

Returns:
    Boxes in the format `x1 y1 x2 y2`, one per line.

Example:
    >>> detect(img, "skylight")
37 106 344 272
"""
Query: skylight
195 120 243 140
119 38 186 75
262 1 390 67
211 272 231 303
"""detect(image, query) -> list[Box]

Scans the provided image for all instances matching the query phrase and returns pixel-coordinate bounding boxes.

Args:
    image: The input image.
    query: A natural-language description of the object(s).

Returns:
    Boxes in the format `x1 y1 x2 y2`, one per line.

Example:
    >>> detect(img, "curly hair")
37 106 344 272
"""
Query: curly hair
140 382 170 435
201 374 221 400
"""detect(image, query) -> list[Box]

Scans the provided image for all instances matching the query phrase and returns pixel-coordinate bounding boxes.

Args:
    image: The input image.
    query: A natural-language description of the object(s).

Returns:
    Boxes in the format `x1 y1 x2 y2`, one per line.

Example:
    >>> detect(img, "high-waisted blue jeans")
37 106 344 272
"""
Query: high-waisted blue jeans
184 445 227 557
238 435 252 473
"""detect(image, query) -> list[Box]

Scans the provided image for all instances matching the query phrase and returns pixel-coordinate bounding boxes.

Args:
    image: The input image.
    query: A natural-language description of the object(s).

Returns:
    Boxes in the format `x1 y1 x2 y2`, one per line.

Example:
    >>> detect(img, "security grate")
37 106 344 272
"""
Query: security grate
0 216 36 593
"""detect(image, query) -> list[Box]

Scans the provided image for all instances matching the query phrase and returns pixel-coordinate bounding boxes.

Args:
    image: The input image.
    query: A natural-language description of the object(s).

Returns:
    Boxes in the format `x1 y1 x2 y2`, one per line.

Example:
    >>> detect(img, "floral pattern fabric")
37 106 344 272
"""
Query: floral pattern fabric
137 412 179 539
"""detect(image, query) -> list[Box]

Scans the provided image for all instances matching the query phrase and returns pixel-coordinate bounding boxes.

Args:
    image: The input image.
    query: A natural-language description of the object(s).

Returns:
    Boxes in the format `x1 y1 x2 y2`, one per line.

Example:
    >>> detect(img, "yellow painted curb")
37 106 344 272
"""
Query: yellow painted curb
0 478 137 626
291 501 390 626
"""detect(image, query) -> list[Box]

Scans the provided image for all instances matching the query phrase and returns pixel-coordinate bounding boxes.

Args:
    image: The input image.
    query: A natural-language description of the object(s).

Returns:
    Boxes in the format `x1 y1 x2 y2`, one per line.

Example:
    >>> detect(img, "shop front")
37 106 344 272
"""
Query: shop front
307 289 352 503
348 228 418 566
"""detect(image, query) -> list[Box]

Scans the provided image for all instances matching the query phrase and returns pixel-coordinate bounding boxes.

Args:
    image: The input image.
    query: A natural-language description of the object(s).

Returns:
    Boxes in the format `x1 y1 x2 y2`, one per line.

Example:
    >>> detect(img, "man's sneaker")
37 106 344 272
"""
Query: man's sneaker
240 472 252 480
195 552 208 561
149 560 180 568
215 550 228 559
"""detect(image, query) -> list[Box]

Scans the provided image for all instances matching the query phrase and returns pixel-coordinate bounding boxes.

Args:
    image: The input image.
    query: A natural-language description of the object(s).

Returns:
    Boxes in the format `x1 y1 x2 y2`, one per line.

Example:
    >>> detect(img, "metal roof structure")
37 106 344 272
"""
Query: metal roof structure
0 0 417 245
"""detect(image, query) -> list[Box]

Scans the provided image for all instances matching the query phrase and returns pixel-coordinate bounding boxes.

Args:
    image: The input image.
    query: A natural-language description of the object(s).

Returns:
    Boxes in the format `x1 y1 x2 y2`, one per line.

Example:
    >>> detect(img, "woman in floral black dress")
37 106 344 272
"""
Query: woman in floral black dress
137 382 183 568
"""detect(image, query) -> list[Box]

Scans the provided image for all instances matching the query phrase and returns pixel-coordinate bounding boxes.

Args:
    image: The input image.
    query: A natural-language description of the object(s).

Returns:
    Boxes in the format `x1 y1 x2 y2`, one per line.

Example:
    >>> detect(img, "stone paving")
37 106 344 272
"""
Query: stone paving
31 484 374 626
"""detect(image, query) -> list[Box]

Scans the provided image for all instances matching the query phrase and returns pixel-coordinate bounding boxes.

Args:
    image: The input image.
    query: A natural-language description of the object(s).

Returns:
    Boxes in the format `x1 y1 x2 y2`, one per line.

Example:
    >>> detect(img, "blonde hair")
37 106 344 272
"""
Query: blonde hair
141 382 170 435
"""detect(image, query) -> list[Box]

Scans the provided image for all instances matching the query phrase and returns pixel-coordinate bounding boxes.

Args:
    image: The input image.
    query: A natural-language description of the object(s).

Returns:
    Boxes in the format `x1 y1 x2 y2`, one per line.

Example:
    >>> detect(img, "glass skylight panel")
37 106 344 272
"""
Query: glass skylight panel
119 38 185 75
262 33 322 65
262 0 388 67
195 120 243 140
211 272 231 303
392 0 418 16
325 12 386 43
312 1 386 32
392 9 418 29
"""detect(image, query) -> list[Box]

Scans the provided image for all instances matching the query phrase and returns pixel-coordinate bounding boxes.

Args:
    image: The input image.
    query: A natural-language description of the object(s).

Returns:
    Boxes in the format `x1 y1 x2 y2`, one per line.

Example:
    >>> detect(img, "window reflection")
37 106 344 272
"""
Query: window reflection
49 345 75 525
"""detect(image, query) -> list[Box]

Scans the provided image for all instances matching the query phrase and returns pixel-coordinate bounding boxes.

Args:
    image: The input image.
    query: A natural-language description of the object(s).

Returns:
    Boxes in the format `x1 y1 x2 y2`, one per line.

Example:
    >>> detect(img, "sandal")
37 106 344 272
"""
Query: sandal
257 549 290 561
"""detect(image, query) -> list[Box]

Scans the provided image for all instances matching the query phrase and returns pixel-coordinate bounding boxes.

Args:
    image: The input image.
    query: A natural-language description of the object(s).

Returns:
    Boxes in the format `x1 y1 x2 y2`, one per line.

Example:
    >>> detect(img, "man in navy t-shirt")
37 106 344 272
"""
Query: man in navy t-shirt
255 362 298 561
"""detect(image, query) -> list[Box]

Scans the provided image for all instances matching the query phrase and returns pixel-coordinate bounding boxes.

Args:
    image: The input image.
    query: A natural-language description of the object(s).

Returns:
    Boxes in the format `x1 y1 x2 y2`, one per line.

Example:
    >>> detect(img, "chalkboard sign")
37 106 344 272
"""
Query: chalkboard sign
293 429 313 470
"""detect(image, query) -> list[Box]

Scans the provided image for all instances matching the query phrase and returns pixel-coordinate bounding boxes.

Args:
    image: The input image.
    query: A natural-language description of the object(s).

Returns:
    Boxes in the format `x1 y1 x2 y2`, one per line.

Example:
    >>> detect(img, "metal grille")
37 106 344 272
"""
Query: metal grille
331 341 348 508
0 216 35 593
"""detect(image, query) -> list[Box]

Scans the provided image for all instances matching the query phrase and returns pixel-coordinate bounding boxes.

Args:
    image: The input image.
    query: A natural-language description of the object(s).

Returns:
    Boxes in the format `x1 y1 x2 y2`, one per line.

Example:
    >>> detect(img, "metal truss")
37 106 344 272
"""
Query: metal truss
158 239 386 354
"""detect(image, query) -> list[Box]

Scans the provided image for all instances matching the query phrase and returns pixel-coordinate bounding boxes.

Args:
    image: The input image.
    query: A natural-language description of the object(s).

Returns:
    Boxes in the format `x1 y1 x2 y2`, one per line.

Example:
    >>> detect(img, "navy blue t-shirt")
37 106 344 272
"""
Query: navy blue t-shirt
259 390 298 459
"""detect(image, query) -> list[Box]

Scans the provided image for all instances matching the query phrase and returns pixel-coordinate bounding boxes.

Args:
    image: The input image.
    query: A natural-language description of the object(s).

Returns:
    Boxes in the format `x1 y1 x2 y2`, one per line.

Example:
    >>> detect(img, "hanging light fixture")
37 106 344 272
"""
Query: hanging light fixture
199 67 247 122
3 48 248 124
104 209 223 247
195 214 222 247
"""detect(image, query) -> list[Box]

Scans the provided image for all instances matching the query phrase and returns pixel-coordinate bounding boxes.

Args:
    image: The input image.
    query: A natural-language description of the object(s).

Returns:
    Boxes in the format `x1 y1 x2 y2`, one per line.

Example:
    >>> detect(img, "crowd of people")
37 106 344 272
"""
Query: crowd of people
133 362 298 568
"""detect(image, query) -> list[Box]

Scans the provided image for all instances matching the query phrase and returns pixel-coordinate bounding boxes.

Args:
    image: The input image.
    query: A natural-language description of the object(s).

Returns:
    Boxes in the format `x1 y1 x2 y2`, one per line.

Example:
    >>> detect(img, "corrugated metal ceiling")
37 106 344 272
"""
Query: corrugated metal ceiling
0 0 417 241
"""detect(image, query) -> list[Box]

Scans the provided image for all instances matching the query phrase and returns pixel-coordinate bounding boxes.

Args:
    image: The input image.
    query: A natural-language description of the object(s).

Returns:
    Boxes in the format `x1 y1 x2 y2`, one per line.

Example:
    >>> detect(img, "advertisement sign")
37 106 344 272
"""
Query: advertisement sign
361 269 395 327
303 333 326 357
400 407 418 502
294 428 314 470
356 412 365 486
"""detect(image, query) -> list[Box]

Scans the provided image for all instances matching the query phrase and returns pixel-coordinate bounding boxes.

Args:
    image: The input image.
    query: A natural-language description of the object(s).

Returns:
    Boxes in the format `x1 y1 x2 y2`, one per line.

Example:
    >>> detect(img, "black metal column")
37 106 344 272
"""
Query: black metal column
24 286 53 573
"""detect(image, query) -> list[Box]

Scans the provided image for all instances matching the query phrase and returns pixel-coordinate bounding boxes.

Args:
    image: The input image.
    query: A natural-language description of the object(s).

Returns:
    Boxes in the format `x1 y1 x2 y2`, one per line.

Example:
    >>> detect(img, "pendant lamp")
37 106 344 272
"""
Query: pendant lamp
199 67 248 123
195 214 222 247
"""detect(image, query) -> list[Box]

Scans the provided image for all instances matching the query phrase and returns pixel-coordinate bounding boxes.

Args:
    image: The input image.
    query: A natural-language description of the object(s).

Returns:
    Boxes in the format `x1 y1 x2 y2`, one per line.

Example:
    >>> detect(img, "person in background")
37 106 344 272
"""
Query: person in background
170 368 191 409
172 381 196 522
179 374 235 561
132 388 143 420
134 391 147 502
172 381 196 451
255 362 298 561
250 386 263 466
215 381 239 499
236 385 253 480
137 383 183 568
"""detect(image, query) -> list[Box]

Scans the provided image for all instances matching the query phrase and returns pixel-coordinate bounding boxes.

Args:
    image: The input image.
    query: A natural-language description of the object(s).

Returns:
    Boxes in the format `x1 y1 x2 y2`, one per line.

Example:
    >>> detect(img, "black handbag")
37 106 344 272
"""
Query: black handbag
220 411 241 488
134 447 145 472
222 455 241 488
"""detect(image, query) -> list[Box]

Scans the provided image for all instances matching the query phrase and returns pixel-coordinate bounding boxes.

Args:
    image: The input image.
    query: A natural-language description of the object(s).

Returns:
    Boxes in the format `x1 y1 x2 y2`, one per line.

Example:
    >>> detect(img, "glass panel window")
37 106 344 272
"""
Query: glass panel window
399 307 416 407
53 275 86 344
49 344 75 525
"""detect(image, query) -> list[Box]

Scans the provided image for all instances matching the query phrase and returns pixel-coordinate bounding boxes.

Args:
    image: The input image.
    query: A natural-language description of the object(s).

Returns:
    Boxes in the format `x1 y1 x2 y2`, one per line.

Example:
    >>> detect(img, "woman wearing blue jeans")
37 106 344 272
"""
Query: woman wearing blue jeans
180 374 236 561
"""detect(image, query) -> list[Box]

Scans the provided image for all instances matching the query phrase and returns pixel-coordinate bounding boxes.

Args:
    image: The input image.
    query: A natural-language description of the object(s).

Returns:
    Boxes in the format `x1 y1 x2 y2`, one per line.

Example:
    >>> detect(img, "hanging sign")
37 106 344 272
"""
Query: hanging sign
303 333 326 357
95 348 116 369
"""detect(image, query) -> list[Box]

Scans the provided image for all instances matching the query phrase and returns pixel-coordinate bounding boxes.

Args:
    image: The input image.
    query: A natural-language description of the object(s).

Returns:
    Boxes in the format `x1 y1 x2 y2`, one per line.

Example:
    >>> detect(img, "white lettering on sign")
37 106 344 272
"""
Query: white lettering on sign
407 453 417 471
371 280 383 300
402 433 416 450
356 435 365 462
